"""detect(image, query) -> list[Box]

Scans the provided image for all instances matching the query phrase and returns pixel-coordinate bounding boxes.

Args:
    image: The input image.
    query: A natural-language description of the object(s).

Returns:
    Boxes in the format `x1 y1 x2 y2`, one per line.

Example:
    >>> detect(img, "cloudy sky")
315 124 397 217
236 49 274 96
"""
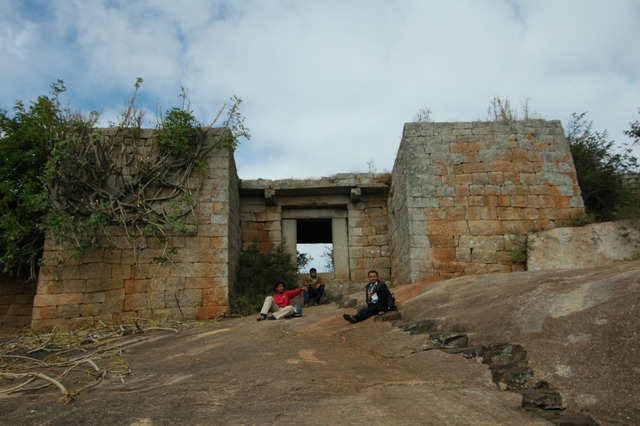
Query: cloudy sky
2 0 639 183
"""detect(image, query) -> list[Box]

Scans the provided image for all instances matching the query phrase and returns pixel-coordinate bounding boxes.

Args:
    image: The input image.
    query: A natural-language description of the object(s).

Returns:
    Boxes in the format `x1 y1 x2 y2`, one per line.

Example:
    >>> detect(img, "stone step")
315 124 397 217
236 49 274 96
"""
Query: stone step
424 333 469 350
517 389 564 411
390 317 599 425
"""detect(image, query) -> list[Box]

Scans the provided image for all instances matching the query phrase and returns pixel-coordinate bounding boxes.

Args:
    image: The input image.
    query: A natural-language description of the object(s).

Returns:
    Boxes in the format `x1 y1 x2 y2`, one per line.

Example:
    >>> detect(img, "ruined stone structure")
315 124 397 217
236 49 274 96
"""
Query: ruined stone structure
0 119 584 329
389 120 584 284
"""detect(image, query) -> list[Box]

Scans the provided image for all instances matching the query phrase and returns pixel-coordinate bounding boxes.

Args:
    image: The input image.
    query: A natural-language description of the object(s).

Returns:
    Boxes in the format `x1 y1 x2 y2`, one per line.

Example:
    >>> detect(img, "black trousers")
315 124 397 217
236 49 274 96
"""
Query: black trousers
354 301 384 322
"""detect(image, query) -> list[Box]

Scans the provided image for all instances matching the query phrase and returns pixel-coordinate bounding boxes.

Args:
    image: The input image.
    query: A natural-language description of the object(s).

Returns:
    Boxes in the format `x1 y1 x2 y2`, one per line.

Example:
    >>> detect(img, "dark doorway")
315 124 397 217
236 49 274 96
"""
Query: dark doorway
296 219 332 244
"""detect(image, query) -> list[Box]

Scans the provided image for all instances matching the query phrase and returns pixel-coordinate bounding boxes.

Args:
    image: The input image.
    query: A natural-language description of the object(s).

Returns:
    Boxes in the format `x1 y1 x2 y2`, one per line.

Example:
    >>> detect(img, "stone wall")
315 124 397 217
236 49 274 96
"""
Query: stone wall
32 129 237 330
8 119 588 330
239 174 391 286
0 274 36 328
389 120 584 283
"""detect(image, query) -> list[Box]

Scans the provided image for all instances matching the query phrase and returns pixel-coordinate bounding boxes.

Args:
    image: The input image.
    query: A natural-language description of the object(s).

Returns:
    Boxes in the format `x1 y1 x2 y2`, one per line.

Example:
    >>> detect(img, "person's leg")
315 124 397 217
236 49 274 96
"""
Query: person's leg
260 296 277 315
258 297 280 320
354 304 379 322
272 305 294 319
303 288 311 306
313 286 324 305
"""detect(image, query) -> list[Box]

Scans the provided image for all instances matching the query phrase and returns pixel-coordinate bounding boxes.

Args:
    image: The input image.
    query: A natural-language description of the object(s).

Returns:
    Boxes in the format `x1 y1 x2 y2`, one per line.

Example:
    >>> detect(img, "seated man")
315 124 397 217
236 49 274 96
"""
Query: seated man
343 270 395 324
257 281 305 321
303 268 325 306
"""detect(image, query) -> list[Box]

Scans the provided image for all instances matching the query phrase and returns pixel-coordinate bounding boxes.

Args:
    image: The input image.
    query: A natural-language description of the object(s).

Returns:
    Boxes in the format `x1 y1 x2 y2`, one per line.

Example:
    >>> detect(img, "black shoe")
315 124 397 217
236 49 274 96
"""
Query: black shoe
257 314 267 321
343 314 357 324
267 314 276 320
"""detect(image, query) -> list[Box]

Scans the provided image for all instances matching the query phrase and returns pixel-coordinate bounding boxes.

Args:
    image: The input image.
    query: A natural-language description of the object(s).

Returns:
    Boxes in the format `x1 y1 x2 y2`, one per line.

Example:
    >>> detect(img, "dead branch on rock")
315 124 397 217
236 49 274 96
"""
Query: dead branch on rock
0 318 199 403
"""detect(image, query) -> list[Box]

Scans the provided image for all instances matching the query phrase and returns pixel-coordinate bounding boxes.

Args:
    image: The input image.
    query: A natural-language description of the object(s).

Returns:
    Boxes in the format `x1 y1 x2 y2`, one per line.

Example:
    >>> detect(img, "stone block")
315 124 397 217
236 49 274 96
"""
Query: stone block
57 266 81 280
468 196 484 206
85 279 123 293
124 279 150 294
498 207 525 221
171 263 211 278
468 220 504 236
82 248 104 264
111 264 132 280
210 263 228 278
79 303 101 317
31 306 57 320
171 289 202 308
148 263 172 279
470 248 497 263
185 237 212 250
487 264 512 273
81 263 113 280
98 289 124 315
130 263 151 279
184 277 217 290
202 287 227 305
211 237 229 250
83 292 106 304
38 279 85 295
7 303 33 316
428 235 453 248
57 304 81 319
368 235 387 246
425 221 470 236
103 249 122 264
124 293 152 311
428 247 457 262
455 248 471 262
524 208 541 220
373 258 391 271
33 293 83 307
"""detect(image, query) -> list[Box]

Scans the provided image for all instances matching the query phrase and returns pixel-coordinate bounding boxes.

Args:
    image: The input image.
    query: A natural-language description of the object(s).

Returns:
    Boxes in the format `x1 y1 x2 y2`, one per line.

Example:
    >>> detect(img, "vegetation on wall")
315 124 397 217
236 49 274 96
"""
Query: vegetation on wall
0 79 250 280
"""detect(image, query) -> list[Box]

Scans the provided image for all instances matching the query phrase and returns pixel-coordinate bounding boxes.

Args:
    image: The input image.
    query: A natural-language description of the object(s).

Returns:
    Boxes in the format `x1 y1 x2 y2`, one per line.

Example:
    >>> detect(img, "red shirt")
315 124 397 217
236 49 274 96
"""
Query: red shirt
272 288 303 308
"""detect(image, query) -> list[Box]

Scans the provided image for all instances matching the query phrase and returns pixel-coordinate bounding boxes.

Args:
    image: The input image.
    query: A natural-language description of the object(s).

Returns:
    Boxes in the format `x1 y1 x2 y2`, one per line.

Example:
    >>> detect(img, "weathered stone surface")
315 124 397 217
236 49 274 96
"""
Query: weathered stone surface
528 220 640 270
338 298 357 309
395 261 640 424
373 310 401 321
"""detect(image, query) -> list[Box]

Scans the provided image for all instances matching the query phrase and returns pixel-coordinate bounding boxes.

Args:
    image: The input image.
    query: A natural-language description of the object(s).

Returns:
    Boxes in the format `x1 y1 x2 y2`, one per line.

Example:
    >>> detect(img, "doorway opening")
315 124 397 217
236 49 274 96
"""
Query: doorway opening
296 219 334 273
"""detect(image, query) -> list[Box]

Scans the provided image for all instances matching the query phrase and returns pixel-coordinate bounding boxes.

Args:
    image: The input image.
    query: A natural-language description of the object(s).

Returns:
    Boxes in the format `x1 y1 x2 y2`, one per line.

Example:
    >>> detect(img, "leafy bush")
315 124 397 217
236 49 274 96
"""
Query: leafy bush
568 113 639 222
232 242 298 314
619 250 640 262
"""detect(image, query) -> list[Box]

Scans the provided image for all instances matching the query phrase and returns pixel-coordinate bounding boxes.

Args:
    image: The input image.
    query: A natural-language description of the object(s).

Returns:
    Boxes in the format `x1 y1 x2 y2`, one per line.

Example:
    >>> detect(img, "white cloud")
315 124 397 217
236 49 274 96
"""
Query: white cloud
1 0 639 179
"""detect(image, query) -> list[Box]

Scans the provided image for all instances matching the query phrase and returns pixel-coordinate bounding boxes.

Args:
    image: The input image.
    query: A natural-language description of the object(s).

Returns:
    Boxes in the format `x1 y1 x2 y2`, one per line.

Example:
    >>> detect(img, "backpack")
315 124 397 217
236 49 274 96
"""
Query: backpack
387 292 397 311
292 305 303 317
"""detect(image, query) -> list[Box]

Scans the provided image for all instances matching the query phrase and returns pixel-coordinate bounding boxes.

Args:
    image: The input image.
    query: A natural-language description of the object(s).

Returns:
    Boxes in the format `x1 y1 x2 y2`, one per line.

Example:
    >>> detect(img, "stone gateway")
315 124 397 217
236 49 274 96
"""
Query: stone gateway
17 120 583 329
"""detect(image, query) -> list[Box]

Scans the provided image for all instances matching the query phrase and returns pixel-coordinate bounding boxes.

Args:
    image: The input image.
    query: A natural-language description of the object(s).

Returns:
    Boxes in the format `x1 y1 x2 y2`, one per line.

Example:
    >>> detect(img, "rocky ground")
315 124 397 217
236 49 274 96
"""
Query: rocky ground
1 260 639 425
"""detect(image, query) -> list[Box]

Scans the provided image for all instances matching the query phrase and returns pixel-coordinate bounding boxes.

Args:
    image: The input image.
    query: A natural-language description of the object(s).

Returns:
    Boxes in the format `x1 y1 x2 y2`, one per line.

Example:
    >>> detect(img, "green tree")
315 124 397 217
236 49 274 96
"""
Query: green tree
296 250 312 272
231 242 298 315
567 112 639 222
0 81 72 279
0 80 250 281
625 107 640 146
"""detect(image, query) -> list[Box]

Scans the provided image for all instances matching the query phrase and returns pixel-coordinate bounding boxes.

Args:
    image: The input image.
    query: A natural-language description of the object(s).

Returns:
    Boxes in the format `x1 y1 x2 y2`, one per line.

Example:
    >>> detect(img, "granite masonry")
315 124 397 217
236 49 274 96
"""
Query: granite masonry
0 119 585 329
